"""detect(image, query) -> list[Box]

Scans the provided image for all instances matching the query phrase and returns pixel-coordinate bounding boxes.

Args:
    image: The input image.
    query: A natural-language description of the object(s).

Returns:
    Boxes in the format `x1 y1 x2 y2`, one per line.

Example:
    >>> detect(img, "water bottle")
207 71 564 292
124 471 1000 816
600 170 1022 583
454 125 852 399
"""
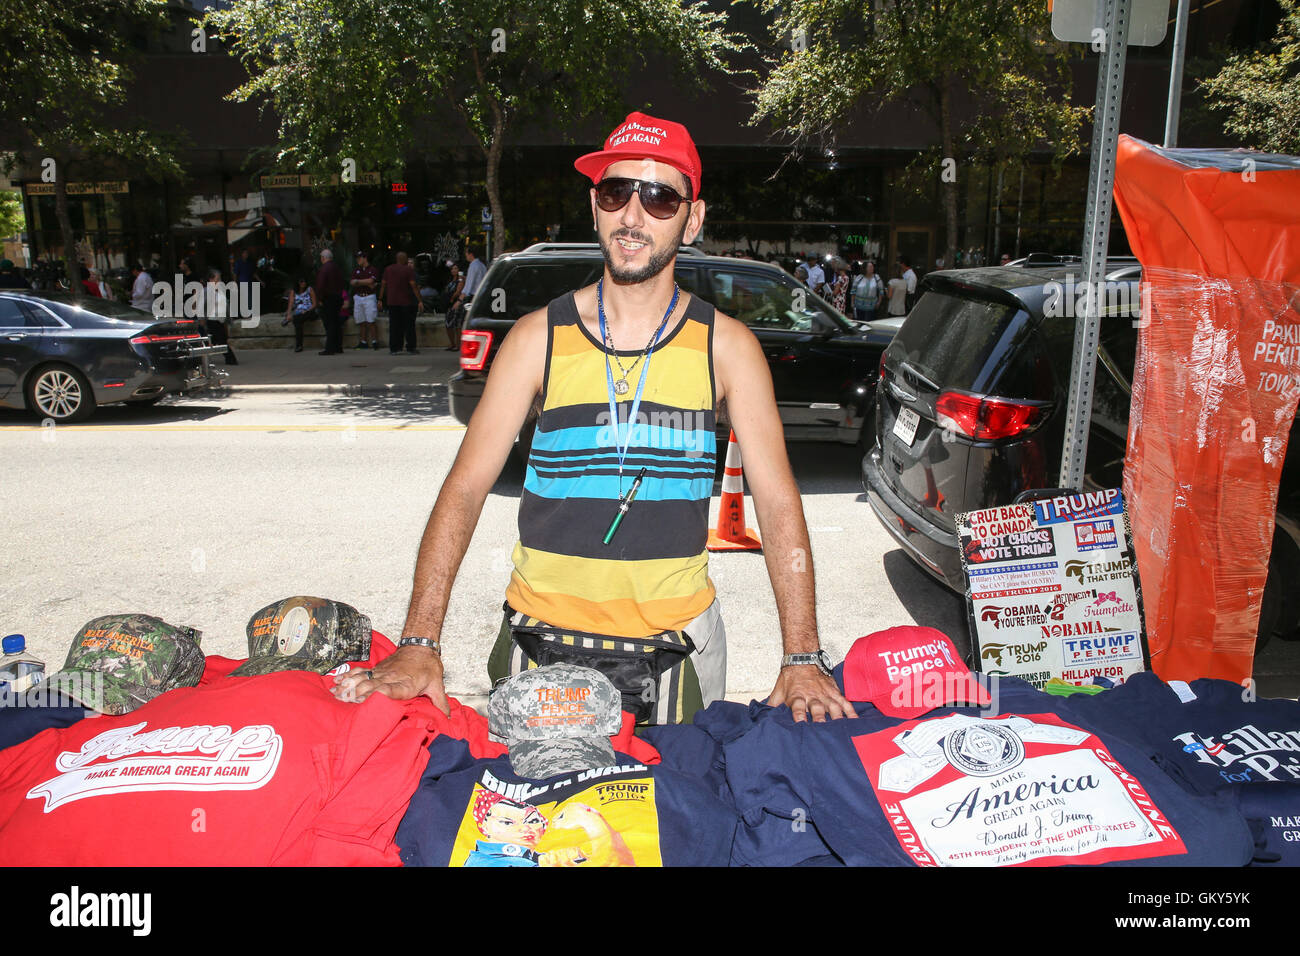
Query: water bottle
0 635 45 694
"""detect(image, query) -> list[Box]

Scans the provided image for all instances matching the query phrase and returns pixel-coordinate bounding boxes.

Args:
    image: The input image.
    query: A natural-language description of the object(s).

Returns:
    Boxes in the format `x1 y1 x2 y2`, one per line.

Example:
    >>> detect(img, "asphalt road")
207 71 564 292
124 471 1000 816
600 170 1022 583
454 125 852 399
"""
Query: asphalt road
3 389 1297 700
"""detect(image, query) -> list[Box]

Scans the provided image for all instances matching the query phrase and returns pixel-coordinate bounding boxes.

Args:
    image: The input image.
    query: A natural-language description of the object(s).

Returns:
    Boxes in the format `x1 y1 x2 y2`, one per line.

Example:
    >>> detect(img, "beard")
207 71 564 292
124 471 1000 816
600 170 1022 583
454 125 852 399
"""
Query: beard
598 219 688 284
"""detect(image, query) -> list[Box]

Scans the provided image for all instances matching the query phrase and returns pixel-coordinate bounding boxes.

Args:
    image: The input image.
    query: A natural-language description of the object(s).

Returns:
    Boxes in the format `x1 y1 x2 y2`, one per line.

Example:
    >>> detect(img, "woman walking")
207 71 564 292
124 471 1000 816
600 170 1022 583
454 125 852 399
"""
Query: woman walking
851 261 884 322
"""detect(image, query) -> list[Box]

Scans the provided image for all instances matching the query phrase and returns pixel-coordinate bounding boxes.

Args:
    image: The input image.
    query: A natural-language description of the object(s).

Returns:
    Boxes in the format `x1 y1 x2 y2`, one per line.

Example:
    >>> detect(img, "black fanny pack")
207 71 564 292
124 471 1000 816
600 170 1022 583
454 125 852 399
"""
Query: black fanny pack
503 603 695 724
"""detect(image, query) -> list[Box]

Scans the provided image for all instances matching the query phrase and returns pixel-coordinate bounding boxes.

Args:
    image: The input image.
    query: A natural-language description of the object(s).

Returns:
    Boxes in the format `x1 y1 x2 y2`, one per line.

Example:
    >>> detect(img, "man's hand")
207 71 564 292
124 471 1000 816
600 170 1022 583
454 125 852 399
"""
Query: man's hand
768 665 857 722
330 645 449 714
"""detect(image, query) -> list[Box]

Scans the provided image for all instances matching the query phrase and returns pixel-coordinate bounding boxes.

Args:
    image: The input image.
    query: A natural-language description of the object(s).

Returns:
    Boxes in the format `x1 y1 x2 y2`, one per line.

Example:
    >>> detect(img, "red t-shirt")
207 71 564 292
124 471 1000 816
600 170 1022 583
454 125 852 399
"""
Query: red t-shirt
0 669 436 866
382 263 417 306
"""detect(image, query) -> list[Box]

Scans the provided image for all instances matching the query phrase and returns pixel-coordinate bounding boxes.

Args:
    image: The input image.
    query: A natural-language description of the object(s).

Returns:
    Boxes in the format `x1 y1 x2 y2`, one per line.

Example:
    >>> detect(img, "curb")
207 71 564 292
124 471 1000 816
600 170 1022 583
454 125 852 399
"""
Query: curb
212 382 449 396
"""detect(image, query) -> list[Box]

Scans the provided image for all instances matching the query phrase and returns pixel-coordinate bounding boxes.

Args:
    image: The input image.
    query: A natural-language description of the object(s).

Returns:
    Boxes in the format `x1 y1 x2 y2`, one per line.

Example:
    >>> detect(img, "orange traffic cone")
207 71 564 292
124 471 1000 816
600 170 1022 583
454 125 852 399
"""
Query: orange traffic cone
707 430 762 552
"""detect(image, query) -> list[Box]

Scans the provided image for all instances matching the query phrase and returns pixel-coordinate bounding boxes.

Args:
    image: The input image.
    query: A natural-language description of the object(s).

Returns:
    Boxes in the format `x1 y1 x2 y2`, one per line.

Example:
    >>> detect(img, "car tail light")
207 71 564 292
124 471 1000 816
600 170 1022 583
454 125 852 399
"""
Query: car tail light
460 330 493 371
878 351 888 380
935 391 1042 440
129 333 202 344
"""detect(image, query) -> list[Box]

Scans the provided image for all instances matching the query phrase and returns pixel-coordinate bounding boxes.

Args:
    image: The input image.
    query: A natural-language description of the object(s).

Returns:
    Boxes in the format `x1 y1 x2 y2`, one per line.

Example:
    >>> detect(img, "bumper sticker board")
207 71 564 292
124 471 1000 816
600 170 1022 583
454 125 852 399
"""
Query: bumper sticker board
853 712 1187 867
957 488 1150 688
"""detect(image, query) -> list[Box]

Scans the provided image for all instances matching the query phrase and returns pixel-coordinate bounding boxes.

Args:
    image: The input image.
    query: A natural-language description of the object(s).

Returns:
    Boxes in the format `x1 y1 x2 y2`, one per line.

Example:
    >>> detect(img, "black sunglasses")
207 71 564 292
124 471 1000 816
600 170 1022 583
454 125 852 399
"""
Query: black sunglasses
594 177 692 220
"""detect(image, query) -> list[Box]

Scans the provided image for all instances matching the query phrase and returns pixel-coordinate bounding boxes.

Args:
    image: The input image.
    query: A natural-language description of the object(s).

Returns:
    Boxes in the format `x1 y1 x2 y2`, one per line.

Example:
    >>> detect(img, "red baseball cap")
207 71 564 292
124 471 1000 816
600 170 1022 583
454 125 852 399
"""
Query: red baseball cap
843 626 990 717
574 111 702 200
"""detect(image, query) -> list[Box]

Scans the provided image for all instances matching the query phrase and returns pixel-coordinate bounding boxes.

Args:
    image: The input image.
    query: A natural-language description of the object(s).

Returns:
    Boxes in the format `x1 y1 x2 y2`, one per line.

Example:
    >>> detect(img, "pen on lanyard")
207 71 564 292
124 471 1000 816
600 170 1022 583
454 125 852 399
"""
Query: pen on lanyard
604 467 647 546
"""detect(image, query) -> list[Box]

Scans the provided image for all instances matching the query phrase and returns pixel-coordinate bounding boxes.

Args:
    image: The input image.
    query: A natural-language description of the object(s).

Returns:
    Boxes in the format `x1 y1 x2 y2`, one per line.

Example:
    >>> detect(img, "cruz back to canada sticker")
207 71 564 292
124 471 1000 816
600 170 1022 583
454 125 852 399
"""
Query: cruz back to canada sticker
956 488 1150 688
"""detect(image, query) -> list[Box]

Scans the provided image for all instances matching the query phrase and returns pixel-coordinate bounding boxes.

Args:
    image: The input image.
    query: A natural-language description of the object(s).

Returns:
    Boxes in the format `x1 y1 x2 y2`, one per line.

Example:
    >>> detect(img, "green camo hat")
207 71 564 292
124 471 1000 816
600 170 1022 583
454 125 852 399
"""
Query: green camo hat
229 596 371 677
44 614 205 715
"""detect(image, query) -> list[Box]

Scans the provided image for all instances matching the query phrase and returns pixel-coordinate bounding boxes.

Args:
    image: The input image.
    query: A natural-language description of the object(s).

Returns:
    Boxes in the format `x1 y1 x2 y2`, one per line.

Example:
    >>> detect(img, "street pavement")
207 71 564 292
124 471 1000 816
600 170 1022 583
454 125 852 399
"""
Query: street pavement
2 348 1297 703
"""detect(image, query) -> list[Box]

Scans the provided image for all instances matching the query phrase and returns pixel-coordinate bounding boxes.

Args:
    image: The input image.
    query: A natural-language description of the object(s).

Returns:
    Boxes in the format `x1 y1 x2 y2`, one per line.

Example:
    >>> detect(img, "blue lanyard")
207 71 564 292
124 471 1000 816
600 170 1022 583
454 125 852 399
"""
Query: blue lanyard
597 279 679 482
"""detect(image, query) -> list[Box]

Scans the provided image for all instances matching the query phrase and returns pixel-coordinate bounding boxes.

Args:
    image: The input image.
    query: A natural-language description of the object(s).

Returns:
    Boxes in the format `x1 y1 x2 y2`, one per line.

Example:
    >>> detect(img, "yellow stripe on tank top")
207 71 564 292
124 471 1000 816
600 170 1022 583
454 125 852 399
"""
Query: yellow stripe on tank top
544 323 713 412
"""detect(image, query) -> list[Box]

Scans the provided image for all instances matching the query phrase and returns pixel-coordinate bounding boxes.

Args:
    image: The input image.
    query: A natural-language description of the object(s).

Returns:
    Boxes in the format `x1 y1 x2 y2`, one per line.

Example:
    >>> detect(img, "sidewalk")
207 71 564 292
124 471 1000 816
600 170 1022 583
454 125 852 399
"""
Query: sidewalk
214 321 462 394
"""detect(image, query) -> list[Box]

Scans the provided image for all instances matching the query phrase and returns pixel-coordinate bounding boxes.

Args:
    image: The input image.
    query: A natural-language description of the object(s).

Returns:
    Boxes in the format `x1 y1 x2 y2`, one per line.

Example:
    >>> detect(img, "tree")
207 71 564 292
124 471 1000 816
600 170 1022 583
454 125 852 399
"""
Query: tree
205 0 748 257
1200 0 1300 154
747 0 1089 268
0 0 182 296
0 190 24 241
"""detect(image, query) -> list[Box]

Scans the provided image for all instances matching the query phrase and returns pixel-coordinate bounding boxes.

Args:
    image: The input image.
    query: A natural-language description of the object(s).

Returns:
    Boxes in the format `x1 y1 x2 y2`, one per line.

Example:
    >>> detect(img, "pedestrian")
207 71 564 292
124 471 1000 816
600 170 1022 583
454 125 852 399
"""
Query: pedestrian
462 245 486 308
380 251 423 354
805 255 826 298
851 260 884 322
0 259 28 289
886 261 909 317
129 263 154 311
829 258 850 314
82 268 112 299
1000 252 1012 266
793 262 809 285
204 268 239 365
334 110 853 726
443 262 465 351
898 255 918 312
314 248 345 355
282 276 318 353
350 250 381 349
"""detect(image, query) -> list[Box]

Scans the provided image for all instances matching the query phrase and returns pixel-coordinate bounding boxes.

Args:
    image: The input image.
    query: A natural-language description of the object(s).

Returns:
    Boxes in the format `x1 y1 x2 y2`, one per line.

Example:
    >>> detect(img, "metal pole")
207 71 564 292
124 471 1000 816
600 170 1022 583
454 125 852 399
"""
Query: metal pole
1059 0 1132 491
1164 0 1191 146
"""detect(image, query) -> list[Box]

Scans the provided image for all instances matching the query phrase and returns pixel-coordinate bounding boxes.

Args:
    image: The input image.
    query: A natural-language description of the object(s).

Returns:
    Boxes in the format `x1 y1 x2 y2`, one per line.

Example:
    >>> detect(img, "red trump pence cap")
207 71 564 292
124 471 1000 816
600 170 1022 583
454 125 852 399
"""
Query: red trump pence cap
843 625 991 718
574 111 703 200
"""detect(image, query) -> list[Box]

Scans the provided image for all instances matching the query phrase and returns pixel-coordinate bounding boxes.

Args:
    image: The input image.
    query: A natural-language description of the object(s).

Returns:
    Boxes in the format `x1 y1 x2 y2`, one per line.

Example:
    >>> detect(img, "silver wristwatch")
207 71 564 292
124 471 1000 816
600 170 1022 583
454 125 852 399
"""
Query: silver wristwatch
781 650 833 675
398 637 441 653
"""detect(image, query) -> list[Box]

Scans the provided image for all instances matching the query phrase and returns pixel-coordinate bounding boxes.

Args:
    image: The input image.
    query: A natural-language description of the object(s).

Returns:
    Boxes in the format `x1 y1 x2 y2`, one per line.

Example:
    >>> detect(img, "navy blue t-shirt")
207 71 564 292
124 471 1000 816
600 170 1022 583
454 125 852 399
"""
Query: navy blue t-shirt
0 705 87 751
395 735 738 867
706 678 1253 867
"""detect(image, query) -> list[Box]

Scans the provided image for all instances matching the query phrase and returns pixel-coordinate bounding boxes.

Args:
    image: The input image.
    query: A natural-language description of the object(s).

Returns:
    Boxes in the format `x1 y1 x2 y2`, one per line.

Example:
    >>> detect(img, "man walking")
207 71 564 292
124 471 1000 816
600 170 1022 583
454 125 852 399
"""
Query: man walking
462 246 486 309
350 250 381 349
898 255 918 312
315 249 345 355
130 263 154 312
335 111 854 726
381 251 423 354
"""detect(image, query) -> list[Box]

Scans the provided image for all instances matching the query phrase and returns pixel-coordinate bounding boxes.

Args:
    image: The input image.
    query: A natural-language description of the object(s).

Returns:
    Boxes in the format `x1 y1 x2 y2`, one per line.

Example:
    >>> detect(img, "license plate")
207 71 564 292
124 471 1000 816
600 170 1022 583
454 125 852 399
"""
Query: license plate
892 405 921 446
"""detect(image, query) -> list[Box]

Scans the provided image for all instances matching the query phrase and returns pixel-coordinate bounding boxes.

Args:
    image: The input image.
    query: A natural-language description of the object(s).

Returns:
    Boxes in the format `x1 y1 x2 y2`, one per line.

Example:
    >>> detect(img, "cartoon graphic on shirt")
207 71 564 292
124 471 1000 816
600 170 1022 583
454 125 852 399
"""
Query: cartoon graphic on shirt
452 767 661 866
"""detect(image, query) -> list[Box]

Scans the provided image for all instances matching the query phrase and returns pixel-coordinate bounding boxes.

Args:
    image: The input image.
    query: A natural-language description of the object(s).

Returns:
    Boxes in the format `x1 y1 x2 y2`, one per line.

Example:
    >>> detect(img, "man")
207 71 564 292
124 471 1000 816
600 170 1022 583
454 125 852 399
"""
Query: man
462 246 486 306
335 111 854 724
0 259 29 289
130 264 154 312
315 249 345 355
898 255 918 312
350 250 381 349
380 251 423 354
805 255 826 298
1000 252 1013 266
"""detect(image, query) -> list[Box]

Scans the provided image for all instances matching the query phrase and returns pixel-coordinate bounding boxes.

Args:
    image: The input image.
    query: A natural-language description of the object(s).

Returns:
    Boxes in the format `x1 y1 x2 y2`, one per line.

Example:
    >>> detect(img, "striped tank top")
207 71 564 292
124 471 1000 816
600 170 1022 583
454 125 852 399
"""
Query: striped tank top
506 290 718 637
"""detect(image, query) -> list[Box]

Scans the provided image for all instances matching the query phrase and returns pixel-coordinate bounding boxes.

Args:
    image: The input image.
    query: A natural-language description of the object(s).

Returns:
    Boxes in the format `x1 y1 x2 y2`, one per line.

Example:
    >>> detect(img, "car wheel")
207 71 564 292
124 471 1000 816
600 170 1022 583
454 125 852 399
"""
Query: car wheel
26 365 96 423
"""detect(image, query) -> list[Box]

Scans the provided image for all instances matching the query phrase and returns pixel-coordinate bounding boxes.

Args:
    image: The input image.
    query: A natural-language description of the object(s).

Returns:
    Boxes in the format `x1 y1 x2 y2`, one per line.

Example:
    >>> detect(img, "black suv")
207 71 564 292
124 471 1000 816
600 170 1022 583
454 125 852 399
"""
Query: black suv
862 259 1300 647
449 243 898 453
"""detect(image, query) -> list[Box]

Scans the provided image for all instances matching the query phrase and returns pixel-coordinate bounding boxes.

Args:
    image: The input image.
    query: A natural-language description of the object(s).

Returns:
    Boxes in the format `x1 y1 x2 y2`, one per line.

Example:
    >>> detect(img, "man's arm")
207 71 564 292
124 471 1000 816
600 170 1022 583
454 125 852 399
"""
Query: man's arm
331 308 548 709
714 313 856 722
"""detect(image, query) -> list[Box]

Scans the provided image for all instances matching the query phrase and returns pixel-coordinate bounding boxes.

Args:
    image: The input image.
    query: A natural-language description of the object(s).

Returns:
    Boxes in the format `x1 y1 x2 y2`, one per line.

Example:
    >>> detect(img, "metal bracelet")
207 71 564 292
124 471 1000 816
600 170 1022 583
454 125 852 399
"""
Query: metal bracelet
398 636 441 653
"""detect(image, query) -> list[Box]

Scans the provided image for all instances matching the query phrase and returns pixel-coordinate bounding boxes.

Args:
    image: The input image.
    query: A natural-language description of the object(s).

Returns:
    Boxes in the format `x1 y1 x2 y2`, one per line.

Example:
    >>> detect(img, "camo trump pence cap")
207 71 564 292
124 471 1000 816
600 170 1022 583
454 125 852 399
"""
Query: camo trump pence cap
573 111 702 200
229 596 371 677
843 626 991 717
488 664 623 780
44 614 205 715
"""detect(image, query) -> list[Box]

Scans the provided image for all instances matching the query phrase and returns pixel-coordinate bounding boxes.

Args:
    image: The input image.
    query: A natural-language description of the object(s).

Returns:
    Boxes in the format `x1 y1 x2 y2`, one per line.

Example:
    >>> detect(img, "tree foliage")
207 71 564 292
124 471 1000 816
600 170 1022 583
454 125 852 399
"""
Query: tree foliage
0 0 181 289
1200 0 1300 154
0 190 24 240
206 0 749 255
747 0 1089 265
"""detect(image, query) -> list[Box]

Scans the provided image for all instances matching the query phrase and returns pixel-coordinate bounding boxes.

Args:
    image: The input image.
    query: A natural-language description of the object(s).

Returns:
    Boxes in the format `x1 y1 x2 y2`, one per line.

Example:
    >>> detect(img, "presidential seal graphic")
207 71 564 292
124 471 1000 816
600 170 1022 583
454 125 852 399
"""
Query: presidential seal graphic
942 723 1025 776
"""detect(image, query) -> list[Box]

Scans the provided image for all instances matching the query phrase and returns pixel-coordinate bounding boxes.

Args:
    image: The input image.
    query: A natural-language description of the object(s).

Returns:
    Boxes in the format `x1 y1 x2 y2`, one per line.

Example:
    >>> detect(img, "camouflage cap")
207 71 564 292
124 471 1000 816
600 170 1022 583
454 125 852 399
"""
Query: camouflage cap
229 596 371 677
43 614 205 715
488 664 622 779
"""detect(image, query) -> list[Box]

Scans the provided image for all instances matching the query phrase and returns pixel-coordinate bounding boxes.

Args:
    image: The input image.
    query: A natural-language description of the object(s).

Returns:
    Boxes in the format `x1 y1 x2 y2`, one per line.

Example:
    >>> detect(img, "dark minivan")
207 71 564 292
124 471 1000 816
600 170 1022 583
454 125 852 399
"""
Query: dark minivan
450 243 898 454
863 259 1300 647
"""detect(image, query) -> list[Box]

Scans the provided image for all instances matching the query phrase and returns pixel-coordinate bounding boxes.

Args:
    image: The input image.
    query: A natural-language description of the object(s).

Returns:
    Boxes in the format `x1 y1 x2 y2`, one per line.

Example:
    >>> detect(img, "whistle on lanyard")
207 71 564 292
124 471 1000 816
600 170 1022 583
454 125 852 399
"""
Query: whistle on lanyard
603 468 647 546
